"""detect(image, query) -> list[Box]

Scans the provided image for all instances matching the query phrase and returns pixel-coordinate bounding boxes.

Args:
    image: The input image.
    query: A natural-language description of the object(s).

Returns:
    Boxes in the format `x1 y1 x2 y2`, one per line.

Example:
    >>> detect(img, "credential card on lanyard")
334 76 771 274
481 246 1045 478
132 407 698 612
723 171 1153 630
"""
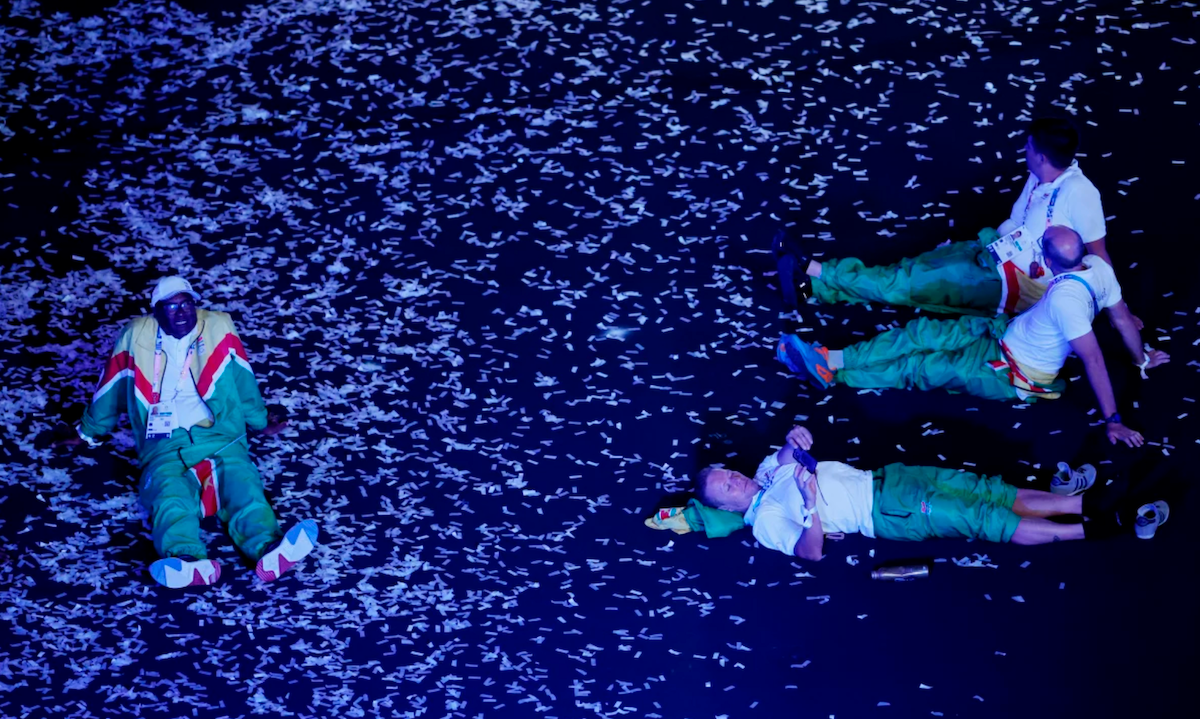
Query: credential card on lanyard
146 328 193 441
145 402 178 440
986 225 1037 269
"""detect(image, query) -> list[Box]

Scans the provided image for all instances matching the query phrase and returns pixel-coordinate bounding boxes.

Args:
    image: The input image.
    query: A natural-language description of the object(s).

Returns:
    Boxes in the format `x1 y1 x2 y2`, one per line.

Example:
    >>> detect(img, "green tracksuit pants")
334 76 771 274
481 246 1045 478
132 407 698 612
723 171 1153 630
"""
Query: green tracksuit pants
138 429 281 561
811 240 1002 315
836 315 1019 402
871 463 1022 543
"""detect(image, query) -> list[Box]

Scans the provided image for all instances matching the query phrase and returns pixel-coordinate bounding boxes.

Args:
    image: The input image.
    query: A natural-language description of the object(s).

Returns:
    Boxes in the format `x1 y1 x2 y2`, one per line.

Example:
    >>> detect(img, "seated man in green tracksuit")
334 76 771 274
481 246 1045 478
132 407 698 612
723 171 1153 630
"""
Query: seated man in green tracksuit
696 426 1168 560
774 118 1140 326
776 226 1168 448
59 276 319 589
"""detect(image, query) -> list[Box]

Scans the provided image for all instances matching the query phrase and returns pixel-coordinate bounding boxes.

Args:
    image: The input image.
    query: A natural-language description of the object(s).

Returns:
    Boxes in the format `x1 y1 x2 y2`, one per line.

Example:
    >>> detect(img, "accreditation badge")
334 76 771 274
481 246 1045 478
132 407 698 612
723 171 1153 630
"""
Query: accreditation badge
985 224 1034 267
145 402 179 441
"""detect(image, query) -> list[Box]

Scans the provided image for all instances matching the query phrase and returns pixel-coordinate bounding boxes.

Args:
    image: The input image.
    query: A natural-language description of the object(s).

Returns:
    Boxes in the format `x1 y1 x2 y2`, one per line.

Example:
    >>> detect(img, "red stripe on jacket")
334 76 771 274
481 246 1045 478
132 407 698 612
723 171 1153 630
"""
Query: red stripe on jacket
94 351 154 403
1001 262 1021 315
196 333 249 397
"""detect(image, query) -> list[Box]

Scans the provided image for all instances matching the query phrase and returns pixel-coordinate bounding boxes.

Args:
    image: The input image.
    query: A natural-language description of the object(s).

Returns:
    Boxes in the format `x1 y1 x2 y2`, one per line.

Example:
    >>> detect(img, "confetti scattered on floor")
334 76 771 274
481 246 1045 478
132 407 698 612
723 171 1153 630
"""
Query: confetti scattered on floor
2 1 1198 717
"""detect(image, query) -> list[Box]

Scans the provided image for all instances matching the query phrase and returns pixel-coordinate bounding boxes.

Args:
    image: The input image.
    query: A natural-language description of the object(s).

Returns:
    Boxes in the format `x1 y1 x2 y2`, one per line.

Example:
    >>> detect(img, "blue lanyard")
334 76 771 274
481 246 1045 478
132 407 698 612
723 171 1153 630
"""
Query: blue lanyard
1027 186 1062 271
747 489 765 521
1049 273 1099 316
1044 187 1060 228
1024 184 1061 229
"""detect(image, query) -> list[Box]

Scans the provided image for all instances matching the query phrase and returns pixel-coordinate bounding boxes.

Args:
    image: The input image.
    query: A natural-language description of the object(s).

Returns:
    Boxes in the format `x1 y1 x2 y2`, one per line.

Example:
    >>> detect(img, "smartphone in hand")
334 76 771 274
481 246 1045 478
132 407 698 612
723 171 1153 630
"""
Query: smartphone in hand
792 447 818 473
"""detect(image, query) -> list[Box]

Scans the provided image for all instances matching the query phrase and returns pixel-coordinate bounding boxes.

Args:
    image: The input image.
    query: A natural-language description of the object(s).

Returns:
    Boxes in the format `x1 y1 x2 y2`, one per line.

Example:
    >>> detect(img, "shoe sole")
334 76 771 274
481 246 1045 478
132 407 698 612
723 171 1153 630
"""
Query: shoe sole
150 557 221 589
256 519 319 582
776 336 805 375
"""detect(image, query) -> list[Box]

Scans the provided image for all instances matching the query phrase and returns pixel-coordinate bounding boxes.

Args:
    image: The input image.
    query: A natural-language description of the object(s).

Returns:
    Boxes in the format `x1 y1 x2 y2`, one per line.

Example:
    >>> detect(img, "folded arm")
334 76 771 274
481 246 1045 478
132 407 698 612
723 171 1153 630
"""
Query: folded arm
774 425 814 466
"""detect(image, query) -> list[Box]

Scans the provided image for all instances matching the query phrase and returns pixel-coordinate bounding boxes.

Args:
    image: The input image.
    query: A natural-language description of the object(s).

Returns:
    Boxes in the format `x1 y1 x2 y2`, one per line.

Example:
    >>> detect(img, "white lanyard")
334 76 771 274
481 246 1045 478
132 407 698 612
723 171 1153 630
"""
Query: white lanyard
151 329 197 404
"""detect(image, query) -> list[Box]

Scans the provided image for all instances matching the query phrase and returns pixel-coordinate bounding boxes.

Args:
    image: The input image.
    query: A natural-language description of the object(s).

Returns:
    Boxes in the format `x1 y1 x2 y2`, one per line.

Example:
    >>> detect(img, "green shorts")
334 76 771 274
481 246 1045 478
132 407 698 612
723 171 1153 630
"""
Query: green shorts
870 463 1021 543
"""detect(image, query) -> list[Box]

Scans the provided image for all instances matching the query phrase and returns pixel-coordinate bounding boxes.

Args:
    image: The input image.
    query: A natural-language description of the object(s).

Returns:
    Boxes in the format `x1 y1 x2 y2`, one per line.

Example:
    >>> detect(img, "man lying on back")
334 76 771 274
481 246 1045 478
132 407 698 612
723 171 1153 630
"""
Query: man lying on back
695 426 1166 560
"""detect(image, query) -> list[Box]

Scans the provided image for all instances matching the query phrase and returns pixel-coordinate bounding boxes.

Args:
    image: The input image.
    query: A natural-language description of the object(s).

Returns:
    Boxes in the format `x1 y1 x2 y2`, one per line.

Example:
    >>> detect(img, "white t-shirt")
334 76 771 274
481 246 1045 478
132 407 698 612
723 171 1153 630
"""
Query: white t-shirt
744 454 876 557
159 328 214 431
1001 256 1123 374
996 162 1106 285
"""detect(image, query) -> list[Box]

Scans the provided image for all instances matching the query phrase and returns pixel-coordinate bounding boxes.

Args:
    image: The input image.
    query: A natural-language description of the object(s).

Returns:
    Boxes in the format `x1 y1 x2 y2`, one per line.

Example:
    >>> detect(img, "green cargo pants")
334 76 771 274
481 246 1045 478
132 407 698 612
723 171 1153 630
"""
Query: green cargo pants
871 463 1022 543
811 240 1002 315
836 315 1019 402
138 430 281 561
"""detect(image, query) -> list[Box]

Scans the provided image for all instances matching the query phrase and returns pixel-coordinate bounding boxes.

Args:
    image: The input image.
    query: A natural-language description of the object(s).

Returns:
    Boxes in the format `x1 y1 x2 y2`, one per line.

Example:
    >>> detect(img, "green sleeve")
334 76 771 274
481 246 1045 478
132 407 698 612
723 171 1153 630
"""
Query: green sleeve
229 328 268 431
78 323 136 440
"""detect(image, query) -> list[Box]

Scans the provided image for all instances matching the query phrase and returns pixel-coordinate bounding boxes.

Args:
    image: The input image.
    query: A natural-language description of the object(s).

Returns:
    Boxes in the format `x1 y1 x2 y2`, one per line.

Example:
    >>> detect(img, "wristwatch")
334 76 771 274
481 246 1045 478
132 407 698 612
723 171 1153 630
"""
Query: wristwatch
1103 413 1122 425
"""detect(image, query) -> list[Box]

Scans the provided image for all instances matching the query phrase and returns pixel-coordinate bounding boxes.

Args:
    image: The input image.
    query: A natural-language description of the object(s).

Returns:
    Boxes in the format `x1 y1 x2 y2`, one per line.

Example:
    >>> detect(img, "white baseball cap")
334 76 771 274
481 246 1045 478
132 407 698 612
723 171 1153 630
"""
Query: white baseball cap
149 276 202 308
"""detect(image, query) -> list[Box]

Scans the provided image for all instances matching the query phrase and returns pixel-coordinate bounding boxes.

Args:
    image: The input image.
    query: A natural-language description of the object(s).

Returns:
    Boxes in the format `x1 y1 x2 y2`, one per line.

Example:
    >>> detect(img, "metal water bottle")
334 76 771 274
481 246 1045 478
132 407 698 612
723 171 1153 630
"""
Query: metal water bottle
871 564 930 581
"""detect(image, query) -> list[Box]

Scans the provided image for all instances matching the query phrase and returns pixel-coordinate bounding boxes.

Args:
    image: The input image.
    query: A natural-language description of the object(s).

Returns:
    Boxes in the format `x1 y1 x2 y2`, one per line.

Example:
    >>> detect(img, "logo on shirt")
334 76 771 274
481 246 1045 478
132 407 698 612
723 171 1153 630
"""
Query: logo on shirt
920 500 933 515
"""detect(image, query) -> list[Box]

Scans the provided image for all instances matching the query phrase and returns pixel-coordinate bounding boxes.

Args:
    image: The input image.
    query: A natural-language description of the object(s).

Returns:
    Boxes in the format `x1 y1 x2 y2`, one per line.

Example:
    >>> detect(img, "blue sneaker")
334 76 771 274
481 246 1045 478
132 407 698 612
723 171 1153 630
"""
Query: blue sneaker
776 334 836 390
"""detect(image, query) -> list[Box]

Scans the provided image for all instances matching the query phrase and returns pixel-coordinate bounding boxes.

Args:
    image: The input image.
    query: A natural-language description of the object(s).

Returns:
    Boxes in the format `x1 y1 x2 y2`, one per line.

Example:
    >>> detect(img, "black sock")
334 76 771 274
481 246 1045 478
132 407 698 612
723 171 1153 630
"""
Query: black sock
777 253 799 308
1082 504 1133 540
1083 513 1118 540
1082 481 1130 518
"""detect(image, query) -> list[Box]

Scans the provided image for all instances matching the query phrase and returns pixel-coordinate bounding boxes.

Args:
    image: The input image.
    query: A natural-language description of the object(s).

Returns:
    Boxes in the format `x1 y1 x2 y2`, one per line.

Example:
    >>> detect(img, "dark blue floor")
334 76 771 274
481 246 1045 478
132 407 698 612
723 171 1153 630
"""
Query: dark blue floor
2 1 1198 717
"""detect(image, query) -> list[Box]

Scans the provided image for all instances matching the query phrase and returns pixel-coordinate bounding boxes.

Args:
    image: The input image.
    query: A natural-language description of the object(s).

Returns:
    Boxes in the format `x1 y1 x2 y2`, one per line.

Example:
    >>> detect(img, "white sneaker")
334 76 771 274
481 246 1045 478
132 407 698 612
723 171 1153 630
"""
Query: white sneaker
150 556 221 589
1051 462 1096 496
1134 501 1169 540
256 519 319 582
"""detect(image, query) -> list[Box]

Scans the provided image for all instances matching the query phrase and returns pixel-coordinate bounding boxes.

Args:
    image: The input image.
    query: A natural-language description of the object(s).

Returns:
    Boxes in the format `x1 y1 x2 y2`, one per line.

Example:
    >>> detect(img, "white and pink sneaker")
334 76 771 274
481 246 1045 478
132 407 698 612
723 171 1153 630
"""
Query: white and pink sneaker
256 519 319 582
150 556 221 589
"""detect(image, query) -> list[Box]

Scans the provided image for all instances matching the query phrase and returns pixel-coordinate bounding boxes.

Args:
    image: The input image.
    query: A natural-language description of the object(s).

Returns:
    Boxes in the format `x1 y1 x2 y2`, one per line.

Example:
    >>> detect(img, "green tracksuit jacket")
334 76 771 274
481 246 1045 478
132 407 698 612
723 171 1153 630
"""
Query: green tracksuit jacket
79 310 280 560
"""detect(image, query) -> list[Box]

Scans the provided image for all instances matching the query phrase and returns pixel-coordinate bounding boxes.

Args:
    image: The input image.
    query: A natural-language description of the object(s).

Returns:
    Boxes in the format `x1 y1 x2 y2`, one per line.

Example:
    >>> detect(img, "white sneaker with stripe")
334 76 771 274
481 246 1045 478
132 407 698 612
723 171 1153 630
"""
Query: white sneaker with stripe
256 519 319 582
149 556 221 589
1050 462 1096 497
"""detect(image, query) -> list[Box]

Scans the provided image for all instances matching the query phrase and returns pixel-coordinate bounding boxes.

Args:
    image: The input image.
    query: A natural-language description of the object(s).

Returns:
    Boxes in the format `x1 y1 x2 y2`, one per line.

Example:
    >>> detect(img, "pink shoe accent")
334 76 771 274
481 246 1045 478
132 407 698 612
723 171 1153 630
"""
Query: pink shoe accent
255 520 318 582
150 557 221 589
193 562 221 586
